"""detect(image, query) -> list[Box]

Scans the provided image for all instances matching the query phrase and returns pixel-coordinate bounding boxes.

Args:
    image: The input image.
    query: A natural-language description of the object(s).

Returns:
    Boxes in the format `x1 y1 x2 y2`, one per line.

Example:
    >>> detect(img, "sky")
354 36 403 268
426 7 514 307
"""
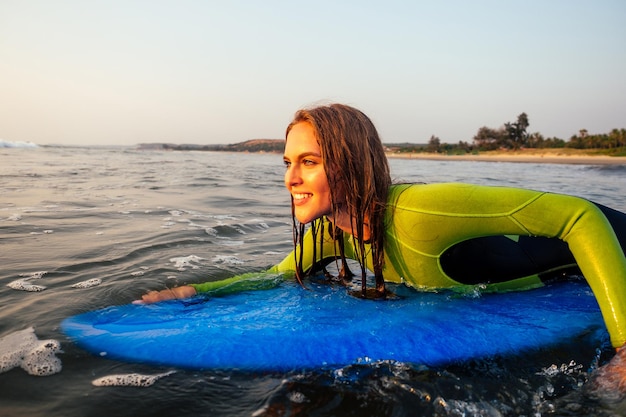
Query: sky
1 0 625 146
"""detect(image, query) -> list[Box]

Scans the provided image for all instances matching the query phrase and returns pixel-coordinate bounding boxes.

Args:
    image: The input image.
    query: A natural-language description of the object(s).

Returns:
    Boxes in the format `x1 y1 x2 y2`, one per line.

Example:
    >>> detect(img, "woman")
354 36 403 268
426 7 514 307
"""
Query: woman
139 104 626 353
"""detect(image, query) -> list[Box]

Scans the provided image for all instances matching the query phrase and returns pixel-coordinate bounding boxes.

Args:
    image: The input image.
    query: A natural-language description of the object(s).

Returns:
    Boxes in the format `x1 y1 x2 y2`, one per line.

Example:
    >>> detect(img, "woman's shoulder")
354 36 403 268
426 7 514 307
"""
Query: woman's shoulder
388 182 543 210
389 182 483 198
389 182 541 195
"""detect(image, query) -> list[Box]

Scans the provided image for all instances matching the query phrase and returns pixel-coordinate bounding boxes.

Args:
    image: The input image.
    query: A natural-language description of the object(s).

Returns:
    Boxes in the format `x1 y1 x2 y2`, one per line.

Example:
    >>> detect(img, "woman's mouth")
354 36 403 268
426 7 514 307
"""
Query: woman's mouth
292 193 313 204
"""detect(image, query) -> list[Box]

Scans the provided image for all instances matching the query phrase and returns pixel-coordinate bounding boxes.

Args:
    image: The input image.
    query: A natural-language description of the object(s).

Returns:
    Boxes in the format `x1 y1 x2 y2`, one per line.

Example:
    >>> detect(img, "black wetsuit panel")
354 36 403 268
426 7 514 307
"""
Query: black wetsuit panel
441 202 626 286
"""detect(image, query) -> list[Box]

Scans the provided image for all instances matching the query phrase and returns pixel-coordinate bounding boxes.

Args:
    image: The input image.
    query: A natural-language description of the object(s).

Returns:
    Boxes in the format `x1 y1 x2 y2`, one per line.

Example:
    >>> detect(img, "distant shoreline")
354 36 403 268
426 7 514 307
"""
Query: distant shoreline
135 141 626 165
385 151 626 165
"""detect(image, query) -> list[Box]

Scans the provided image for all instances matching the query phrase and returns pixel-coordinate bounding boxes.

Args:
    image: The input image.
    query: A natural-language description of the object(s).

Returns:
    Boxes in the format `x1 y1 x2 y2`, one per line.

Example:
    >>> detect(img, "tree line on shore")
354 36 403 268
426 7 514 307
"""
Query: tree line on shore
138 114 625 156
393 113 626 156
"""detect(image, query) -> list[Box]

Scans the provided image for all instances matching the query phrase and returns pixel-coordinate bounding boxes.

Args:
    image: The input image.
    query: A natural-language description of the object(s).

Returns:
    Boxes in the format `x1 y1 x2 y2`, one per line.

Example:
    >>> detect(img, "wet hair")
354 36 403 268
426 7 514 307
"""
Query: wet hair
285 103 391 297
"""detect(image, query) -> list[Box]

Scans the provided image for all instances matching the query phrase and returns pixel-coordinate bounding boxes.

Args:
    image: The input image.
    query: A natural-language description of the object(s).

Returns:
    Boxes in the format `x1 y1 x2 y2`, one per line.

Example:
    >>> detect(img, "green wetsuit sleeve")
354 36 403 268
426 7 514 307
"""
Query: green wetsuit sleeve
189 272 285 296
515 192 626 348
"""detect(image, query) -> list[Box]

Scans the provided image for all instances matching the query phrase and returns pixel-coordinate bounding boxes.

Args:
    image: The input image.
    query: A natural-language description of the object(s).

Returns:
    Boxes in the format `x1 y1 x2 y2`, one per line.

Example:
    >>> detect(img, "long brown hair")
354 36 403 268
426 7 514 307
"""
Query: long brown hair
285 103 391 297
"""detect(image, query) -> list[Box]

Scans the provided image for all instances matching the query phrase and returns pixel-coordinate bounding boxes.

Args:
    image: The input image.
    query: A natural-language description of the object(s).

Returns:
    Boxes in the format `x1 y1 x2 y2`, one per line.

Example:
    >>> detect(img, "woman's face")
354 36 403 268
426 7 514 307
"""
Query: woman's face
283 122 332 224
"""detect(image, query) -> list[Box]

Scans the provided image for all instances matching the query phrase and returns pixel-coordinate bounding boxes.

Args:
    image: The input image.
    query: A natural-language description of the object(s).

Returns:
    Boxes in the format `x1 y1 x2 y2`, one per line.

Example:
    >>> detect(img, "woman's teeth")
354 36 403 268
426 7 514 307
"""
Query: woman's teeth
293 193 312 200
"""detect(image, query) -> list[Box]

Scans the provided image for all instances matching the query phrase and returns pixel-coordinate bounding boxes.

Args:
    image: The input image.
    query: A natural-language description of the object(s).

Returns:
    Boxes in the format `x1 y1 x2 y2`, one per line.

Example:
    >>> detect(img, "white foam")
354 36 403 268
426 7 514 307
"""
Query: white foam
213 215 237 220
0 327 62 376
204 227 218 236
7 279 46 292
8 271 49 291
0 139 38 148
170 255 204 271
539 361 583 377
21 340 62 376
19 271 48 279
91 371 176 387
71 278 102 289
287 391 307 404
212 255 244 265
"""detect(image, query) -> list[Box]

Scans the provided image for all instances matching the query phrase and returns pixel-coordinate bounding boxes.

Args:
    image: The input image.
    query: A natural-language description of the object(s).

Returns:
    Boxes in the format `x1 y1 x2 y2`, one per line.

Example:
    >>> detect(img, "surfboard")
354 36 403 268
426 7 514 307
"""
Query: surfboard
61 280 608 371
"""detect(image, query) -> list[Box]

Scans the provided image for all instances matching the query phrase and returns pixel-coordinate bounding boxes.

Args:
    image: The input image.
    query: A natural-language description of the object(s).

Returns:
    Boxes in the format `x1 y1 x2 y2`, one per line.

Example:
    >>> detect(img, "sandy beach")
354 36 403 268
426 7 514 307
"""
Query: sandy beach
385 150 626 165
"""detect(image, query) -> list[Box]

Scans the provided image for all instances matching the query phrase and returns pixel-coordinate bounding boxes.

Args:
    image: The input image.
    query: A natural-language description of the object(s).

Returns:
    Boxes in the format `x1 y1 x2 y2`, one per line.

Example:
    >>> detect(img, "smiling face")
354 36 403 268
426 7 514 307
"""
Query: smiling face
283 122 333 224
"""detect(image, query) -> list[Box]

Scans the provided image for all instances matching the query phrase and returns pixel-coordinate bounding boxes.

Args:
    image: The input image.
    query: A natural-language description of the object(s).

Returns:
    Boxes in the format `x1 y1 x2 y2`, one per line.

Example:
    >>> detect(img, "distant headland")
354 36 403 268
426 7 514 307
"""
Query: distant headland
136 139 285 153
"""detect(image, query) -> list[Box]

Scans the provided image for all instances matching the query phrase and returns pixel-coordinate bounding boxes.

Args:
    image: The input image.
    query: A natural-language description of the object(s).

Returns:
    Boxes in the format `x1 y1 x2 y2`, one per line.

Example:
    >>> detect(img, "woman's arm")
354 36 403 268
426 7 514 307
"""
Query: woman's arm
136 272 287 304
136 285 197 304
516 192 626 348
136 220 348 304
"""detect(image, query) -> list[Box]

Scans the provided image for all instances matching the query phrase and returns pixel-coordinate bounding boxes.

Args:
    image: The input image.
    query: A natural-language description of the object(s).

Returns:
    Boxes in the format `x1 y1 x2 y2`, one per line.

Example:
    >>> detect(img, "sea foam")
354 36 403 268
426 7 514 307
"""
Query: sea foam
170 255 204 271
71 278 102 289
0 327 62 376
6 280 46 292
0 139 38 148
7 271 49 292
92 371 176 387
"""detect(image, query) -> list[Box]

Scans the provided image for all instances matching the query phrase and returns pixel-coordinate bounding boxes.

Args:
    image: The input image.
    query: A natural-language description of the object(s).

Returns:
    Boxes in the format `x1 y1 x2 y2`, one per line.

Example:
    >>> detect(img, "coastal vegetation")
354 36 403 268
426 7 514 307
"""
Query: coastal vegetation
390 113 626 157
138 115 626 157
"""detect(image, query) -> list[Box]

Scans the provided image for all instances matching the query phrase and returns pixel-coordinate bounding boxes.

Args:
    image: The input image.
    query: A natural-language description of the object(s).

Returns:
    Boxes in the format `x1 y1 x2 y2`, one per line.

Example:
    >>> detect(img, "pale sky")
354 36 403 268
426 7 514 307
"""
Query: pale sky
1 0 624 146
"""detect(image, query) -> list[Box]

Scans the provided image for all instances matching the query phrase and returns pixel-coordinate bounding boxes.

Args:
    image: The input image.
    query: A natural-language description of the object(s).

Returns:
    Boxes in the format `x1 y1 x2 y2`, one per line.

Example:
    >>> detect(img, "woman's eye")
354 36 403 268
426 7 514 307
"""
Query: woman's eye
283 158 318 168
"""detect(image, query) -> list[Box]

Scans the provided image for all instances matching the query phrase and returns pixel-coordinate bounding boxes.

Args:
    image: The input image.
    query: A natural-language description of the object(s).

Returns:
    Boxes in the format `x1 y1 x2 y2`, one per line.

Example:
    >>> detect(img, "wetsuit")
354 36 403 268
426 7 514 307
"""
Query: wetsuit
192 183 626 347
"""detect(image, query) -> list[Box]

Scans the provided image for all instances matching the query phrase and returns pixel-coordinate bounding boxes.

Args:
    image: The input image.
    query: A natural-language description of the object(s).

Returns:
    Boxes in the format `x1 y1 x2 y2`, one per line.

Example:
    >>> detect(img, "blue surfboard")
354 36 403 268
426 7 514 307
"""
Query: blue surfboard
61 280 608 371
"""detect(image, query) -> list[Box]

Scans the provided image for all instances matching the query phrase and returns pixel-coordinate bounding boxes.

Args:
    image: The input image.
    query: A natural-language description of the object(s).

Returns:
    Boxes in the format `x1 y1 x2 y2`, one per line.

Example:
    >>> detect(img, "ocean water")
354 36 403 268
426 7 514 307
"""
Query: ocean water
1 146 626 417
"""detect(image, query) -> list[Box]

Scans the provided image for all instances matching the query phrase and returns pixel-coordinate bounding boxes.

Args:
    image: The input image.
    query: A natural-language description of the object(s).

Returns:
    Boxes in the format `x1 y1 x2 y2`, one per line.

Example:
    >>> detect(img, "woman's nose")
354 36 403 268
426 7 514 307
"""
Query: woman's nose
285 165 302 187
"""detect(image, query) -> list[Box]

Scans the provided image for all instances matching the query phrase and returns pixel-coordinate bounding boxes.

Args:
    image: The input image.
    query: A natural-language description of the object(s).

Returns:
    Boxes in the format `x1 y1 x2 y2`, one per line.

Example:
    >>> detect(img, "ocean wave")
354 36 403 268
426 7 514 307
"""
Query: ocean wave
586 164 626 174
0 139 39 148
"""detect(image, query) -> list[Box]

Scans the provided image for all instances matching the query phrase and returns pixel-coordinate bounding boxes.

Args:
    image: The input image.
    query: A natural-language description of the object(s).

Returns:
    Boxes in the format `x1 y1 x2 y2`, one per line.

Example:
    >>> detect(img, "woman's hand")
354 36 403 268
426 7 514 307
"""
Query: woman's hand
134 285 197 304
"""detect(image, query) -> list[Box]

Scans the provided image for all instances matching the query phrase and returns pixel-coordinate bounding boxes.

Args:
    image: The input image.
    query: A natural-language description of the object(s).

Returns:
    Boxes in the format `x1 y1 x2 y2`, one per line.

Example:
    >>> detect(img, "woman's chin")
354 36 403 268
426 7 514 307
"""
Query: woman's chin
295 213 323 224
295 215 314 224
